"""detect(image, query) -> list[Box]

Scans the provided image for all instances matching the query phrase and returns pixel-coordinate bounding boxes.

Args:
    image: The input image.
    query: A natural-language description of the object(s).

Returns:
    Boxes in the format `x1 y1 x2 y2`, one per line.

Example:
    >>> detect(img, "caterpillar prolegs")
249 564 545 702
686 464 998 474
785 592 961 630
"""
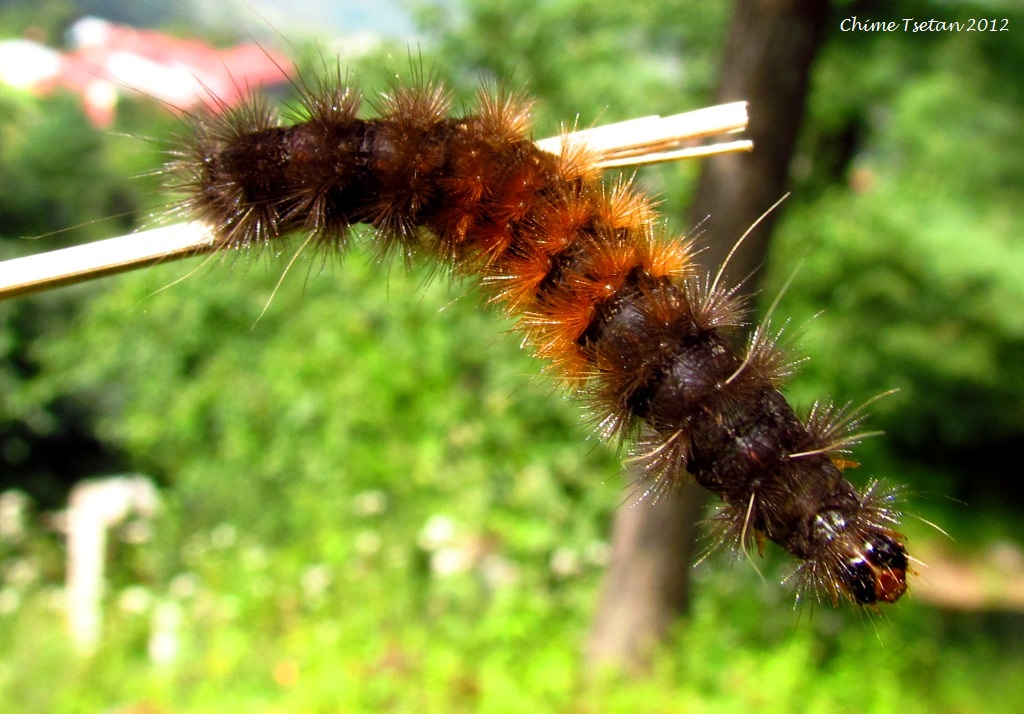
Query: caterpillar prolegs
166 74 909 606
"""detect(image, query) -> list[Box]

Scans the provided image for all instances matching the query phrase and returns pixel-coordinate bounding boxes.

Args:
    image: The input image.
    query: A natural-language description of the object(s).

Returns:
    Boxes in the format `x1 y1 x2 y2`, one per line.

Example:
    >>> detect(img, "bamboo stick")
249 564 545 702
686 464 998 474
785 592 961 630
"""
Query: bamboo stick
0 102 750 300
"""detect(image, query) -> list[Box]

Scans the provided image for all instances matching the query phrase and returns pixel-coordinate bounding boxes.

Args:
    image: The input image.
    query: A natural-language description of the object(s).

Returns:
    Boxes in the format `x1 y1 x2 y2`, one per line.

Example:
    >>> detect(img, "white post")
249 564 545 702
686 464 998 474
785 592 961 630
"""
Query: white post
64 476 158 654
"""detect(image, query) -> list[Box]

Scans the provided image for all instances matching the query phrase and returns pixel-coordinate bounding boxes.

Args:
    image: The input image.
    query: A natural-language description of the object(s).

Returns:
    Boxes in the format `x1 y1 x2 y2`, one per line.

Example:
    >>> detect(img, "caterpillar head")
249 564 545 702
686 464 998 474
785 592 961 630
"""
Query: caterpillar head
803 506 909 606
835 530 908 604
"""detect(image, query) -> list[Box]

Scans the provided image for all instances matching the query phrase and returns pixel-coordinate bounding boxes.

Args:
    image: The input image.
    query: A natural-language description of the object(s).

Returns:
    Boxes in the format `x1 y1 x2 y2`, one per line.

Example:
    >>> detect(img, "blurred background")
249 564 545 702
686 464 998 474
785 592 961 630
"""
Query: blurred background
1 0 1022 711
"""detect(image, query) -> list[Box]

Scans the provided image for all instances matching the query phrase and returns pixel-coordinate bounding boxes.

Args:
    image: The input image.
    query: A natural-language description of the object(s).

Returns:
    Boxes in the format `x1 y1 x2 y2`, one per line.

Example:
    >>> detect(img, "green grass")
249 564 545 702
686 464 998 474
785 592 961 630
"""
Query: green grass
3 547 1022 713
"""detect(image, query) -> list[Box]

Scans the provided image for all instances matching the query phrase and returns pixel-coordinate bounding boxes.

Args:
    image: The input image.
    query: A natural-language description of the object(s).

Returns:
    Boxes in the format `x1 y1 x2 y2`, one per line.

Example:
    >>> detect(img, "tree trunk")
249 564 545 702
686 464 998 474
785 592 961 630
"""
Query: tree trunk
586 0 830 671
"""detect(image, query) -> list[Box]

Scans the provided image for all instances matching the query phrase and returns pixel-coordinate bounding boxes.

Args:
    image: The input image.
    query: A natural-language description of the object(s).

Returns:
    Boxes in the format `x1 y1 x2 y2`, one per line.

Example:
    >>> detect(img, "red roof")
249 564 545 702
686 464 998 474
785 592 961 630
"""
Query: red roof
0 17 294 127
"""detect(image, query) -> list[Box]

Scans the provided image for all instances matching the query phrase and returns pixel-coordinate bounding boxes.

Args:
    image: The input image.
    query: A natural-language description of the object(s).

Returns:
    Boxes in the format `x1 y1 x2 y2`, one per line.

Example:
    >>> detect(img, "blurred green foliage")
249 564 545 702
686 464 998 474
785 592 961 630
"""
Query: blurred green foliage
0 84 149 503
1 0 1023 711
31 252 620 553
0 86 133 247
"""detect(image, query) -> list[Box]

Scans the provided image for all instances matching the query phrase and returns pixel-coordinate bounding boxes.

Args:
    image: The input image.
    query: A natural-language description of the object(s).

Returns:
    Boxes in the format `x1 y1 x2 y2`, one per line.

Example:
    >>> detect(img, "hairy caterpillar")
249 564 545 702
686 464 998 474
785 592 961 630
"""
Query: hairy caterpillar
163 71 909 607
